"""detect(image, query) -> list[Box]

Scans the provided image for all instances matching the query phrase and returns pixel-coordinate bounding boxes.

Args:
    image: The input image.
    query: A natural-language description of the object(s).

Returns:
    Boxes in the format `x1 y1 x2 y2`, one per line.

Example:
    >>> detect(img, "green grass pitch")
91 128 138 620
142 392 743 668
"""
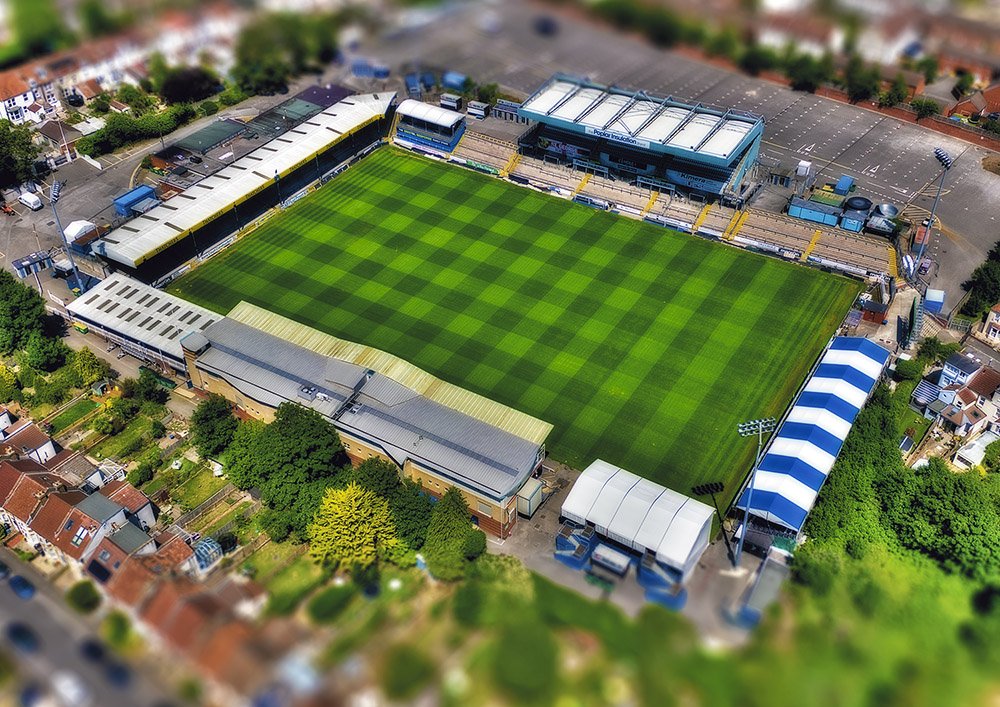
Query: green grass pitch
169 147 859 503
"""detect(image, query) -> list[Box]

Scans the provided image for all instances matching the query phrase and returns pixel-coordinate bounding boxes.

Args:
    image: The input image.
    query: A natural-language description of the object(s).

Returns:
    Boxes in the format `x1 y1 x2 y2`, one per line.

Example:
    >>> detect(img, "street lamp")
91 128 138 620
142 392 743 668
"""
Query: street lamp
915 147 954 273
734 416 776 567
50 181 85 295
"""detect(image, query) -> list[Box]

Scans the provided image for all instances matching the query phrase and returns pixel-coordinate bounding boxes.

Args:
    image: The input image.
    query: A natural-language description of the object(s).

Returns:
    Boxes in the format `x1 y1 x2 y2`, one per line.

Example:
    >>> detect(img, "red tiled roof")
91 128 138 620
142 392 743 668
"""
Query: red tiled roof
969 367 1000 398
5 475 55 522
2 422 51 455
86 536 129 585
140 578 200 634
99 480 151 514
161 593 226 653
152 532 194 568
196 620 263 689
28 492 77 544
76 78 102 100
0 459 47 505
106 556 158 608
957 388 978 406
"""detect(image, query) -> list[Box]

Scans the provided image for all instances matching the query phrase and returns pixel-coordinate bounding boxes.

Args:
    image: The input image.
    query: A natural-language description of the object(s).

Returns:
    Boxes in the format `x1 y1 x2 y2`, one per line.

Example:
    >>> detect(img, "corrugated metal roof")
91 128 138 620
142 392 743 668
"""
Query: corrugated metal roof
100 92 396 268
197 314 546 499
66 274 217 364
226 302 553 445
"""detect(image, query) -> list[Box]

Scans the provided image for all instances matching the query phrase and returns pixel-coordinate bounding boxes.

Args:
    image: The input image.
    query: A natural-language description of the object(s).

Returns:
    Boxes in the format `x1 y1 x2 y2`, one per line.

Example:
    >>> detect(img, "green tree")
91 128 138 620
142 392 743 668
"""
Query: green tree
705 26 740 61
308 482 399 573
381 643 435 700
491 619 558 702
786 53 831 93
740 44 779 76
961 246 1000 318
133 368 167 404
191 393 238 459
389 480 433 550
226 419 266 490
66 580 102 614
0 365 19 403
351 457 401 498
24 332 68 372
424 487 477 580
915 55 939 83
159 66 219 104
894 358 925 381
911 97 941 120
916 337 960 364
199 100 219 117
115 84 156 116
879 73 910 108
955 72 974 96
78 0 129 37
644 7 682 48
0 120 40 191
71 347 110 387
844 54 880 103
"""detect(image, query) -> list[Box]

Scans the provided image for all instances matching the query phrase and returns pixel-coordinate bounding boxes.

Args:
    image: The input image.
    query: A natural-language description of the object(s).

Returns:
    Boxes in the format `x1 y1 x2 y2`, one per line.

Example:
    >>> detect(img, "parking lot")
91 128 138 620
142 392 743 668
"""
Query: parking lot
371 0 1000 306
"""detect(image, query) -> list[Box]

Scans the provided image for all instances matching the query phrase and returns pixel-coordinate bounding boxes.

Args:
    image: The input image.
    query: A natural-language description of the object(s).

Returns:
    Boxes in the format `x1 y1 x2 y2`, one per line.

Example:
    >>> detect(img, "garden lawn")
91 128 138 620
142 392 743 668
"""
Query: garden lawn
169 148 858 503
171 465 228 510
48 398 99 434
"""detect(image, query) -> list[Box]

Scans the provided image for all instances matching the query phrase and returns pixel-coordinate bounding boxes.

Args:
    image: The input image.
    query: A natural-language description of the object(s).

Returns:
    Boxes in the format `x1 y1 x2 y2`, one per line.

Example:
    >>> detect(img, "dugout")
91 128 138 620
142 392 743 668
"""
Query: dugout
96 93 396 283
395 99 466 152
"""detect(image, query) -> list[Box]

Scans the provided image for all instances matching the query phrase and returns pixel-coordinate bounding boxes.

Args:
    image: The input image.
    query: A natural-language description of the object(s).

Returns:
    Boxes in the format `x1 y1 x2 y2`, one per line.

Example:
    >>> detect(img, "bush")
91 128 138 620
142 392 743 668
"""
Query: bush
791 543 840 596
491 620 558 702
380 643 435 700
128 464 154 487
66 580 102 614
198 100 219 116
894 358 924 381
101 611 133 651
306 584 355 624
463 528 487 560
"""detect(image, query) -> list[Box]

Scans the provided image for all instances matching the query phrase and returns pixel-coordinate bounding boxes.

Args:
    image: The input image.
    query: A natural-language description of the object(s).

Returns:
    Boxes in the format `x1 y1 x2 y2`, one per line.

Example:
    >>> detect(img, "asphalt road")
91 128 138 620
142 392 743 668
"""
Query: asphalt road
366 0 1000 308
0 549 173 707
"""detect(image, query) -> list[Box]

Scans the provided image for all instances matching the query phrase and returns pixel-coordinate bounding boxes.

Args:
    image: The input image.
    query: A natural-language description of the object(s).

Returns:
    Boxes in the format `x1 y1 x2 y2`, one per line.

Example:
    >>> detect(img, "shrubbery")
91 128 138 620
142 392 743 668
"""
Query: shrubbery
66 580 102 614
76 104 196 157
306 584 355 624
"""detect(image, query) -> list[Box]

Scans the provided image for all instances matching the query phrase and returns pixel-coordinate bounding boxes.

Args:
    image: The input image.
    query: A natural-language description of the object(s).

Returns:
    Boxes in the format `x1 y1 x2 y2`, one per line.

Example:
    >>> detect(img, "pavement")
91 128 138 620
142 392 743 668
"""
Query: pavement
0 548 174 707
493 461 756 648
364 0 1000 308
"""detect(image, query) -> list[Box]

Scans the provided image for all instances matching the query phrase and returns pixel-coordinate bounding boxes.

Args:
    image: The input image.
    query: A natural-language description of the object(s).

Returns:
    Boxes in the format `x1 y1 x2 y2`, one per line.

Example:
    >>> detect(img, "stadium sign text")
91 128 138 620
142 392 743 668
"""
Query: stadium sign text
585 127 650 149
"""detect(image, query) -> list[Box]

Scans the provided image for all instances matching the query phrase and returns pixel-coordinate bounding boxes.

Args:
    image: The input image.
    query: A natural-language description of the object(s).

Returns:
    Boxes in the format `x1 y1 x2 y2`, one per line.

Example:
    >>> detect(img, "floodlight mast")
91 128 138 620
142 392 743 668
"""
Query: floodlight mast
50 182 85 294
734 416 776 567
915 148 953 272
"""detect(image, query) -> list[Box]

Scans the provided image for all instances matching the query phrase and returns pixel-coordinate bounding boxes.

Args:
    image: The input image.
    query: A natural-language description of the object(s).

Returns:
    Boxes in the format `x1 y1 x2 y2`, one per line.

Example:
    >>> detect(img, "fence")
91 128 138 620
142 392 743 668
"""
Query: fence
173 482 238 528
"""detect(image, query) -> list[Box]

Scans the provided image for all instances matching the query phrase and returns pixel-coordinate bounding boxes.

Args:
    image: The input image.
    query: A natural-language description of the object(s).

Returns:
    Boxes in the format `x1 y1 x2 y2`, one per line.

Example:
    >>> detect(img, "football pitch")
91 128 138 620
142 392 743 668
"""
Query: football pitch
169 148 858 502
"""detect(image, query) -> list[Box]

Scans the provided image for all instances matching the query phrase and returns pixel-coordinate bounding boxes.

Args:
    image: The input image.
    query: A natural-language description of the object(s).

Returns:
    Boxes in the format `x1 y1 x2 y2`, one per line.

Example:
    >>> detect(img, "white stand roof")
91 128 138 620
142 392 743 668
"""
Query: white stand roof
561 459 714 578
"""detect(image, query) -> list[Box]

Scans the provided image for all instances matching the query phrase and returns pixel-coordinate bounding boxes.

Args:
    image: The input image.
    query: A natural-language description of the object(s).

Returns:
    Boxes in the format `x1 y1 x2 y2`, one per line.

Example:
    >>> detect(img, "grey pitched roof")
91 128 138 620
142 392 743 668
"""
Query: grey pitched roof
196 318 543 500
76 492 123 523
109 522 153 554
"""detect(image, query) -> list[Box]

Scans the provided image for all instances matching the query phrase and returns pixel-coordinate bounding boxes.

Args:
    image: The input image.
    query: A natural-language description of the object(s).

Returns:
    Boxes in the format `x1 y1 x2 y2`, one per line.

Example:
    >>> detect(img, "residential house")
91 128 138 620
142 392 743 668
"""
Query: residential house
0 460 68 542
36 120 84 160
100 479 156 530
0 419 58 465
29 491 127 566
85 526 155 587
854 12 922 67
0 408 12 431
81 459 127 491
914 357 1000 439
757 13 845 58
979 304 1000 345
940 352 982 387
954 430 1000 469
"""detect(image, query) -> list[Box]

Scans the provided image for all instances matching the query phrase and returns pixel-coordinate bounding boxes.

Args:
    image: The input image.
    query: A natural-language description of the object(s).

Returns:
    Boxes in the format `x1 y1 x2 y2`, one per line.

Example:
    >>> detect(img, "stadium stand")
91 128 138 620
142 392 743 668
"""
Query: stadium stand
517 74 764 204
735 337 891 538
95 92 396 283
450 131 516 174
393 99 466 154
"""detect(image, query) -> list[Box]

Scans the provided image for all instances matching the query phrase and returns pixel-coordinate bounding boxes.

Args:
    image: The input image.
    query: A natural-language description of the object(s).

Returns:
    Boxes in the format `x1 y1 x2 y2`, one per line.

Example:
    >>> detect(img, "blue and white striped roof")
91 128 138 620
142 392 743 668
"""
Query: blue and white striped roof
737 337 891 533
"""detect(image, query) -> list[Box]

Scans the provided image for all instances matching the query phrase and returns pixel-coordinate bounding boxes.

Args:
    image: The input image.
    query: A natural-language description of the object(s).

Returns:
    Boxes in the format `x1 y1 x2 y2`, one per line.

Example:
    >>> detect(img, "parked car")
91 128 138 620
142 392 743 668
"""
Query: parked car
51 672 90 707
0 560 11 580
9 575 35 599
5 623 39 653
105 661 132 688
80 638 106 663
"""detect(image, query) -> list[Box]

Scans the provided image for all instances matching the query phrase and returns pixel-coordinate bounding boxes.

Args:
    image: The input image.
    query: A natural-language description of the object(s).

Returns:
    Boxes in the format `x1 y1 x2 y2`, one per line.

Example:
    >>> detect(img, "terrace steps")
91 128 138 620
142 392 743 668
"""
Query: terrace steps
692 204 712 233
800 230 823 262
572 172 591 197
503 152 521 176
640 190 660 217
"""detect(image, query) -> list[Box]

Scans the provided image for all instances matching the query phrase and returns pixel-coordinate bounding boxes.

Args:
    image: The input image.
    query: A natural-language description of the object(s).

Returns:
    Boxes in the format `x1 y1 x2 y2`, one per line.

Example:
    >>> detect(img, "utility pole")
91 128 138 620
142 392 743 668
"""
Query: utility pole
734 417 776 567
914 148 953 276
50 181 85 295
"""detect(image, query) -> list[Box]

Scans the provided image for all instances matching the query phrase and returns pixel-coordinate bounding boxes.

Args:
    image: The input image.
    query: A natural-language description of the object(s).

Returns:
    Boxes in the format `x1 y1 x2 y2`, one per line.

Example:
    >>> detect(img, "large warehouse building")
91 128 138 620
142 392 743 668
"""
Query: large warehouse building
736 337 891 542
180 302 551 538
517 74 764 202
95 92 397 283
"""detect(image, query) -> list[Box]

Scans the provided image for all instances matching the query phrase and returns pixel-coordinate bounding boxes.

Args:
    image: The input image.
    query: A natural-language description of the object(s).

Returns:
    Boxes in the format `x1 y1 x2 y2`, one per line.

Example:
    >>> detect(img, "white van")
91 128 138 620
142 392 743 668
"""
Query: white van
17 192 42 211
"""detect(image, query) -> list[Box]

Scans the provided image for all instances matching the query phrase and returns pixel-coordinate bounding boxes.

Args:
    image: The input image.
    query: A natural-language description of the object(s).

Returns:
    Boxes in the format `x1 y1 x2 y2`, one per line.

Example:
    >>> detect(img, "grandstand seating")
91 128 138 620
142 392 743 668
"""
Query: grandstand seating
451 132 517 173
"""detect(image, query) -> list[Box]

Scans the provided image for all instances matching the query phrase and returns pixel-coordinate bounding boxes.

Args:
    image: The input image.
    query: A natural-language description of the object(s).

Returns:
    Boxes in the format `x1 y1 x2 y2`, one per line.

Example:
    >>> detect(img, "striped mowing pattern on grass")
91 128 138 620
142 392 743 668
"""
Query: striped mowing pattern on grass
169 148 859 504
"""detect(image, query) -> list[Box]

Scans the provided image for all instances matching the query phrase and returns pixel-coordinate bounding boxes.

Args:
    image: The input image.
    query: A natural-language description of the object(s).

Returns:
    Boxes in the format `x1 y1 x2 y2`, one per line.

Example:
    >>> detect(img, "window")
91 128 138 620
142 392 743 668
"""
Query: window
63 519 74 531
478 502 493 516
70 526 88 547
98 550 111 562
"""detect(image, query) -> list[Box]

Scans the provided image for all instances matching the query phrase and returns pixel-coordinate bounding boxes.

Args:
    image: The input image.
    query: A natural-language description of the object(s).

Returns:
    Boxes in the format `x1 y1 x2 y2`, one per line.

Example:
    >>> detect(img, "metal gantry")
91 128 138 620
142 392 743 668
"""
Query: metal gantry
734 416 777 567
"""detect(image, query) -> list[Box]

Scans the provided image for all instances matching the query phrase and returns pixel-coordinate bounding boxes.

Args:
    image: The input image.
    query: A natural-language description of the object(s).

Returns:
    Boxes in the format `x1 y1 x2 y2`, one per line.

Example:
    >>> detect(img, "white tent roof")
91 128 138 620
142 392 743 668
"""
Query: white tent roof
64 220 97 242
100 93 396 268
561 460 714 574
396 99 464 129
